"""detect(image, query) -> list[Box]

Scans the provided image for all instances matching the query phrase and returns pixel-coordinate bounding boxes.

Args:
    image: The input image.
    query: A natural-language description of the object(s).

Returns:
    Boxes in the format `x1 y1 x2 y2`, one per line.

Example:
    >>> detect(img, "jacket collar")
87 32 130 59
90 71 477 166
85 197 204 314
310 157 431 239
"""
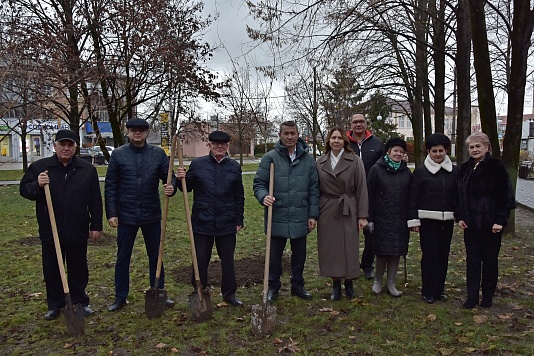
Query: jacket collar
424 154 453 174
347 129 373 144
317 150 354 176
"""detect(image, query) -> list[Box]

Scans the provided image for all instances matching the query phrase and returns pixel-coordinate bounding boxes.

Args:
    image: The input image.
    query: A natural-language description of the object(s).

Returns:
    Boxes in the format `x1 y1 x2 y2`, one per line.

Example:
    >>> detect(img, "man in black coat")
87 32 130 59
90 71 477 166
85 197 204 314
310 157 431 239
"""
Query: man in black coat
20 129 103 320
176 130 245 306
105 118 177 312
347 113 384 279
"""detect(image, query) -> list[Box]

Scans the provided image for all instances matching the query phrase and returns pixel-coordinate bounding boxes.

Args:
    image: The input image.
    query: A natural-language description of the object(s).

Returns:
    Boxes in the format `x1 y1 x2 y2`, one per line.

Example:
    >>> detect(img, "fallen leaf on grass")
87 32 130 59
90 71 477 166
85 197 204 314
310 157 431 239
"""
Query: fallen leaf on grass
497 314 513 321
155 343 167 349
63 343 74 349
348 335 357 340
438 347 454 355
272 338 284 345
216 302 229 308
480 342 496 351
385 339 397 345
486 334 499 341
171 348 179 353
25 292 42 298
454 322 463 326
462 347 477 353
318 307 333 312
278 338 300 353
427 314 437 321
457 336 470 343
473 315 488 324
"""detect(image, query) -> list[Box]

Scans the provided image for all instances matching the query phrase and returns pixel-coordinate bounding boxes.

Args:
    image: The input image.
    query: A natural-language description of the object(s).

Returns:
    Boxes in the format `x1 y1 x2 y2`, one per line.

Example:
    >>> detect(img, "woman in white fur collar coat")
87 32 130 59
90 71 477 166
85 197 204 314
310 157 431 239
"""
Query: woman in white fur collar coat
408 133 458 304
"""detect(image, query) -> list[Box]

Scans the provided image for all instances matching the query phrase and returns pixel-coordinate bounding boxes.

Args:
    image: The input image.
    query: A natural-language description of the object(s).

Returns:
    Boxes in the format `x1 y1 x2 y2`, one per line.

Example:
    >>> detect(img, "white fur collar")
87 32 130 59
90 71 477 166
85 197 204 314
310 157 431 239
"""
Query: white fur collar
424 154 453 174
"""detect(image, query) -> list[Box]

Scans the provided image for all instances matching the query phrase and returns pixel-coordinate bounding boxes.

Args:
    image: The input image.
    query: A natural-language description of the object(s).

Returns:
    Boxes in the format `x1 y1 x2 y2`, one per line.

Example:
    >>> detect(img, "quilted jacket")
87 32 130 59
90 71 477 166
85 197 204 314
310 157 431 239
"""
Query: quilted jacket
367 156 411 256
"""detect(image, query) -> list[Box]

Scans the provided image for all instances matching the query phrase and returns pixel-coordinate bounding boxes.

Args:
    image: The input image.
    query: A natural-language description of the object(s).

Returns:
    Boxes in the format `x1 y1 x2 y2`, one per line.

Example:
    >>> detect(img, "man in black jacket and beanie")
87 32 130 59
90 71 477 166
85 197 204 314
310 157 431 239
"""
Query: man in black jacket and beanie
20 129 103 320
347 113 384 279
105 118 177 312
176 130 245 307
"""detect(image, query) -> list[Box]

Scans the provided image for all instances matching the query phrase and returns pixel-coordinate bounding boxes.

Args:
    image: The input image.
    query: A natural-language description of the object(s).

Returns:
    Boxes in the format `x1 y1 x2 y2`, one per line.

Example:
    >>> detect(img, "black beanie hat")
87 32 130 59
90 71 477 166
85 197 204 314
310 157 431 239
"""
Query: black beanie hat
425 133 451 150
385 137 406 152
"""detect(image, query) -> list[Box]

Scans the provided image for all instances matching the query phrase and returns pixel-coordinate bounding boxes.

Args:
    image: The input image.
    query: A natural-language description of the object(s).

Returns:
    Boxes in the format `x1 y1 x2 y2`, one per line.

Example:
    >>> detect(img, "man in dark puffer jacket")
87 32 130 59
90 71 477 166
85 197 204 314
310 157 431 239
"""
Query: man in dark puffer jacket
176 130 245 307
105 118 177 312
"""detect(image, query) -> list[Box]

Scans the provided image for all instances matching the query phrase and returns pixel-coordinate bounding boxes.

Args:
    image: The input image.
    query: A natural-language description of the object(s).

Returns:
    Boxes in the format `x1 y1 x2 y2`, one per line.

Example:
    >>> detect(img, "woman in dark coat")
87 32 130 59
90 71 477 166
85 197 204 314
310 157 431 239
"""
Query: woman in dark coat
367 137 411 297
408 133 457 304
316 127 368 300
456 132 515 309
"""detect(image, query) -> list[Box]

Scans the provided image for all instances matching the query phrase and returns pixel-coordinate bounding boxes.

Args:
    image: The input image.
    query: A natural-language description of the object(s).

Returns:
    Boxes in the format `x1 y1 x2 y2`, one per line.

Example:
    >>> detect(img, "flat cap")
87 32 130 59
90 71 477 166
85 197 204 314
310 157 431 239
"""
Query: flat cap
55 129 78 144
126 118 149 129
208 130 231 143
385 137 407 152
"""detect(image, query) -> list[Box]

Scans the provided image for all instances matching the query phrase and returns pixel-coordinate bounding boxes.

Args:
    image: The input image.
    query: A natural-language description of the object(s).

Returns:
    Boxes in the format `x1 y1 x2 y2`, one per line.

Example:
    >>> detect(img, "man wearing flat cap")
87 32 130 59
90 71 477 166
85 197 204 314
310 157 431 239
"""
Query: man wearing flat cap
20 129 103 320
176 130 245 307
105 118 178 312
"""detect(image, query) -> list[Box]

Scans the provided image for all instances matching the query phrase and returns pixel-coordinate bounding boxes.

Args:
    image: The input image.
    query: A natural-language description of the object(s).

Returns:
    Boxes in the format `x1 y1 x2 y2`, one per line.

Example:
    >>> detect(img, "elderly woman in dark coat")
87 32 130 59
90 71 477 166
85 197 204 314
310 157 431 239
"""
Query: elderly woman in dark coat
367 137 411 297
456 132 515 309
408 133 458 304
316 127 368 300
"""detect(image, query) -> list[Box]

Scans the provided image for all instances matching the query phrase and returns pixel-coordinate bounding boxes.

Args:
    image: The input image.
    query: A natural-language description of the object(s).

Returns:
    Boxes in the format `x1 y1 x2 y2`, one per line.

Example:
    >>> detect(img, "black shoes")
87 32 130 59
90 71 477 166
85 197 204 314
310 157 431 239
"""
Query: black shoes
44 309 60 320
345 280 355 299
224 296 244 307
82 306 94 316
165 298 174 308
331 281 341 301
291 287 312 300
364 270 375 280
437 293 449 302
480 298 492 308
108 299 127 312
267 288 279 302
463 298 479 309
422 296 434 304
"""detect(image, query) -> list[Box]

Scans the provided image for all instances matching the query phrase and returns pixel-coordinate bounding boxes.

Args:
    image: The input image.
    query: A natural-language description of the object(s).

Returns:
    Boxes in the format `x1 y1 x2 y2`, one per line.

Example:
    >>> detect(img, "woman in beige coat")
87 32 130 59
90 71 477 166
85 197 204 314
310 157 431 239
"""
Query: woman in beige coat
316 127 369 300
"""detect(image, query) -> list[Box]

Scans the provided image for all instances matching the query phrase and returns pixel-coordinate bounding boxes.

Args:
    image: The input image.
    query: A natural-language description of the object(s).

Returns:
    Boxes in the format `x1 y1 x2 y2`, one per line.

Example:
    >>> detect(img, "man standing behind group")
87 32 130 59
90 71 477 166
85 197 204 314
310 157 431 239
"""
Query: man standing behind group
20 129 103 320
253 121 319 302
347 113 384 280
176 131 245 307
105 118 177 312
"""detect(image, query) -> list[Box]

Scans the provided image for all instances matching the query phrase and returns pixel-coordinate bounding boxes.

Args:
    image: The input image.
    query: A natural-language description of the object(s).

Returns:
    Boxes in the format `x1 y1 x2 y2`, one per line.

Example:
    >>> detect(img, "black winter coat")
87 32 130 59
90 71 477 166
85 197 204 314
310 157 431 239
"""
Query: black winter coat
456 153 516 230
105 143 177 225
181 155 244 236
367 156 411 256
20 155 103 245
347 130 384 175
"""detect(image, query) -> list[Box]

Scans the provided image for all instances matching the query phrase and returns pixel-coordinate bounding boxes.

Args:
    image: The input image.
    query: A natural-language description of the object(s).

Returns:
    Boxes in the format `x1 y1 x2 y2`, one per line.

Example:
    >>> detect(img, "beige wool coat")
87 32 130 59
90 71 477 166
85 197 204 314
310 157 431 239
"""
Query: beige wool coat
316 151 369 279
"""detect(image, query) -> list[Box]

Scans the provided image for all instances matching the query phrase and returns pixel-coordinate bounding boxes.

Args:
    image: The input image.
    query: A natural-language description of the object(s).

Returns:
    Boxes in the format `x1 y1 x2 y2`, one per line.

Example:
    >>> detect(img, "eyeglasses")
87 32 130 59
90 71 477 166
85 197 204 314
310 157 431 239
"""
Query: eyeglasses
352 120 366 125
210 141 228 147
129 128 148 133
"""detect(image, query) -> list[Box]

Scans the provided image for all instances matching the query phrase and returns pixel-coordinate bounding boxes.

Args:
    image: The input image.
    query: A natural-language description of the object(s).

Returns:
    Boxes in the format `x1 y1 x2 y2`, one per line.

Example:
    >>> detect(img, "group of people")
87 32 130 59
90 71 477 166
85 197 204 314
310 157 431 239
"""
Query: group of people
20 114 515 321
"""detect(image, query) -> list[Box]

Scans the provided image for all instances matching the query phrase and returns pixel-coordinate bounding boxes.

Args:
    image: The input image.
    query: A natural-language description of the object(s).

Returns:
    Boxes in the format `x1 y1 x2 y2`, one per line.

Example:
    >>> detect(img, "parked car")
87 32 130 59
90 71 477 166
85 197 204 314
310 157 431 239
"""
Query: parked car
78 147 106 165
93 146 114 164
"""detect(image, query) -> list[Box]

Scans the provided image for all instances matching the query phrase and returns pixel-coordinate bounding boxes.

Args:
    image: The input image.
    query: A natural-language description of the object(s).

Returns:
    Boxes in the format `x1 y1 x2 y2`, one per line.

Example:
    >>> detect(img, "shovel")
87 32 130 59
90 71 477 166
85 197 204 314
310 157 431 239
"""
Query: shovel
251 162 277 337
176 138 212 322
145 135 178 318
44 184 85 336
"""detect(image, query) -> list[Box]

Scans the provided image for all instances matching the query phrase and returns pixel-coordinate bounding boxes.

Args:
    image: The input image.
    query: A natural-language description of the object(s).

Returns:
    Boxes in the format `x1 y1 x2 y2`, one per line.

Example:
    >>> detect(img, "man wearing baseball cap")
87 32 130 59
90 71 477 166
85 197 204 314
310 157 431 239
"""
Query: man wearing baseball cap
105 118 178 312
20 129 103 320
176 130 245 307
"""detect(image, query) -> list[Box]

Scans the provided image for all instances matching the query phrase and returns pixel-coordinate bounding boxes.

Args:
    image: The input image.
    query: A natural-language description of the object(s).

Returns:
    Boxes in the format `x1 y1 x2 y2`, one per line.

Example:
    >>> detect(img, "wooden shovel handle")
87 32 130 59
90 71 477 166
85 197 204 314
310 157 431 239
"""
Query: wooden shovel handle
44 184 70 294
176 138 204 300
262 163 275 301
155 134 178 280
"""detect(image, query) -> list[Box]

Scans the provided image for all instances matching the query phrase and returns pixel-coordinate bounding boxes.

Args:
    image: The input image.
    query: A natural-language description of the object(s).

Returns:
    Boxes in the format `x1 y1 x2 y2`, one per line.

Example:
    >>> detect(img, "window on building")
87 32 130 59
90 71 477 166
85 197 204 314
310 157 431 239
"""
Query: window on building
398 116 405 128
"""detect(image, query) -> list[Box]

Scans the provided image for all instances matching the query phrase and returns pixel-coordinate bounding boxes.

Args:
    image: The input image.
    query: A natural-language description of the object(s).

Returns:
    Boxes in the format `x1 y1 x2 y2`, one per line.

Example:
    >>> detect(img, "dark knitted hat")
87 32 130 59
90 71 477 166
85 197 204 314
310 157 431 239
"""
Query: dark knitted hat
208 130 231 143
385 137 406 152
425 133 451 150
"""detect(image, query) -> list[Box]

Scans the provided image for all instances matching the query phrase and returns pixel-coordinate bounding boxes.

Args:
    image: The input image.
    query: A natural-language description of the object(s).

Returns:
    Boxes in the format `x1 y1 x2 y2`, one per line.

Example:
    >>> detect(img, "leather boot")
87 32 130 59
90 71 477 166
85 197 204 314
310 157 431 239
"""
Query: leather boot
386 256 402 297
330 279 341 301
345 279 355 299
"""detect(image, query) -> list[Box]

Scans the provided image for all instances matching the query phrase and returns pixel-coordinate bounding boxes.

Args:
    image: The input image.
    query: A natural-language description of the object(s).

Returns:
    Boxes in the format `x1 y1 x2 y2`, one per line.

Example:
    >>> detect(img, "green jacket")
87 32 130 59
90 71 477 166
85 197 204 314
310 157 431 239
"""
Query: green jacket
253 138 319 239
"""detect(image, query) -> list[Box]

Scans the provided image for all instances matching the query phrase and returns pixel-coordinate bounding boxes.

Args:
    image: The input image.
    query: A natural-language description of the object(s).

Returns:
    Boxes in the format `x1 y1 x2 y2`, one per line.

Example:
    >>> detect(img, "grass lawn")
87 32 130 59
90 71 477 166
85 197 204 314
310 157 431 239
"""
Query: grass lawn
0 174 532 355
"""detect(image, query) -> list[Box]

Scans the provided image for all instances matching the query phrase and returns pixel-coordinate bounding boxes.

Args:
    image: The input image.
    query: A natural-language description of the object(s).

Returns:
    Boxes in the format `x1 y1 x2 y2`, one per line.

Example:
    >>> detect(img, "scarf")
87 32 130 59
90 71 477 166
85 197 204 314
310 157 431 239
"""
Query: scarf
424 154 453 174
330 148 344 169
384 154 401 171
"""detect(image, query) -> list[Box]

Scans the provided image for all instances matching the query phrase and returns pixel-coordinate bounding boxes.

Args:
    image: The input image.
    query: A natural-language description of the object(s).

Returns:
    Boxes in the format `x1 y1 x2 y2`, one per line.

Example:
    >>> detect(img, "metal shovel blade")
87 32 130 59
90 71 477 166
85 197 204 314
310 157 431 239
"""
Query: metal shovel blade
145 288 167 319
63 298 85 336
188 290 212 322
251 303 277 337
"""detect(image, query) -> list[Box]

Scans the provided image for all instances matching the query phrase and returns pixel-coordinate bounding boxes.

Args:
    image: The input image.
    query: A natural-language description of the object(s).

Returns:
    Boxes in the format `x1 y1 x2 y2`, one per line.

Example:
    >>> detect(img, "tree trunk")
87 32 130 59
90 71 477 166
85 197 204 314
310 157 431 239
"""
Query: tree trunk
468 0 499 158
430 0 446 134
455 0 472 164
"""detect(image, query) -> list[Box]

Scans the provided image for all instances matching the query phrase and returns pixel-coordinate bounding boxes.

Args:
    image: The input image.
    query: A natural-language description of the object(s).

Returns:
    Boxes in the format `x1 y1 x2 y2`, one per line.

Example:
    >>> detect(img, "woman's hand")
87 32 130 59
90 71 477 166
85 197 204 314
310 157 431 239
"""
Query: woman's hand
491 223 503 234
458 220 468 230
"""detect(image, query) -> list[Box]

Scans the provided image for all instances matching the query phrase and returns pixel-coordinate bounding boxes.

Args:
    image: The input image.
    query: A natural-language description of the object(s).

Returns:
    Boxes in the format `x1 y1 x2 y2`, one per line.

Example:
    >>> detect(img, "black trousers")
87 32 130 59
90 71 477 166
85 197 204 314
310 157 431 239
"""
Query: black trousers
191 233 237 299
419 219 454 297
269 235 307 291
463 228 502 301
42 241 89 310
360 229 374 272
